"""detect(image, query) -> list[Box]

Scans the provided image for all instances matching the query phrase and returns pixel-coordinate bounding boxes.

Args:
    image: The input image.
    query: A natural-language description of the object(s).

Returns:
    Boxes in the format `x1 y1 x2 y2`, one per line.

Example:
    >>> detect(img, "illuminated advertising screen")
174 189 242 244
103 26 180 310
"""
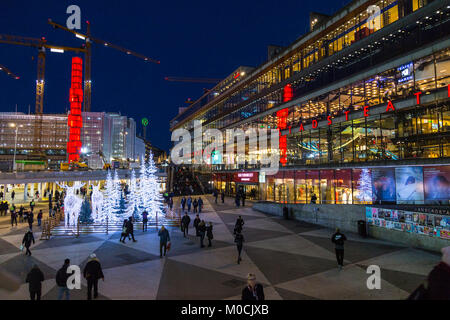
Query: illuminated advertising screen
424 166 450 204
395 167 424 204
372 168 396 204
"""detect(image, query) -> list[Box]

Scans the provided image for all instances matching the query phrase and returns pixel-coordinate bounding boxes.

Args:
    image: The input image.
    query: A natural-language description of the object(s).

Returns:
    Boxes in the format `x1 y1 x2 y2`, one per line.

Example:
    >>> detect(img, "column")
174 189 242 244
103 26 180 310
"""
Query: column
24 183 28 202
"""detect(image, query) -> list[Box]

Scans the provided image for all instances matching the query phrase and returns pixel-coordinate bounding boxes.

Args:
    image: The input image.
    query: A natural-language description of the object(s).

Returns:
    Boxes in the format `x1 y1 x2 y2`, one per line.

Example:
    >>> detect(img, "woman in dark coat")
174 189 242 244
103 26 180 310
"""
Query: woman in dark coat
234 229 244 264
206 222 213 247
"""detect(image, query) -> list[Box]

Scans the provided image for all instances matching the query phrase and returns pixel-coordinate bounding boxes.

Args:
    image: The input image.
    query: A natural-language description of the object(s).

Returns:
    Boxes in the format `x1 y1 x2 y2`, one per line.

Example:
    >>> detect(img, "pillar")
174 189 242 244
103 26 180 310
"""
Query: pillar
24 183 28 202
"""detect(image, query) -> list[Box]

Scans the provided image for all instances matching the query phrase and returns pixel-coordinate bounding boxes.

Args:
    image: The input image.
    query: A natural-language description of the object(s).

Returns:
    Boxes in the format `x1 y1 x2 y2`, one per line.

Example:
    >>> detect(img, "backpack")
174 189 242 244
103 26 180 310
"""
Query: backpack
56 267 68 287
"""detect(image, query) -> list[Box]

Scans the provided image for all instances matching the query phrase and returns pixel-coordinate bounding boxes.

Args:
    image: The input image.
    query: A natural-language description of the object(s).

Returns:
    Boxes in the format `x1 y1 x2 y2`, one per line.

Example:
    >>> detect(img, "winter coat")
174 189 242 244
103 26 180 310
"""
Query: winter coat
193 200 198 207
234 233 244 246
26 267 44 292
193 218 200 229
198 223 206 234
22 231 35 248
56 264 71 287
206 225 213 239
242 284 265 301
158 228 170 244
83 259 104 280
126 219 134 233
331 232 347 250
198 198 203 207
181 215 191 226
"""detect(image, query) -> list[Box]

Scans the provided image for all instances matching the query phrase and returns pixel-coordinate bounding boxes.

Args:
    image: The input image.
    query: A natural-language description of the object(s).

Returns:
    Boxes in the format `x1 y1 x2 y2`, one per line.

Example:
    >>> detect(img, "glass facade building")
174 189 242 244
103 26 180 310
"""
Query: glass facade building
170 0 450 205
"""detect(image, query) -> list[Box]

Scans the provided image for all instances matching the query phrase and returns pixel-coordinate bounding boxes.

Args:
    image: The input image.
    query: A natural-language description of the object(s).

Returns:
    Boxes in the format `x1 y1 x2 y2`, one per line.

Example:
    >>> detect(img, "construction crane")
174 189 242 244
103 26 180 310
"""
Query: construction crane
0 34 86 114
164 76 222 84
0 34 86 157
0 64 20 79
48 19 160 112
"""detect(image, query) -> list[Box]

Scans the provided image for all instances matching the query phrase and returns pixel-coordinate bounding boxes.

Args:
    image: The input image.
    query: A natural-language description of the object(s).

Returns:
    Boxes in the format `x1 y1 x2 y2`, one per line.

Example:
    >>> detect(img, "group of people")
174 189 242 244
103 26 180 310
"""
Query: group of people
119 216 137 243
180 196 204 213
181 212 214 248
25 254 105 300
235 189 246 207
212 188 225 204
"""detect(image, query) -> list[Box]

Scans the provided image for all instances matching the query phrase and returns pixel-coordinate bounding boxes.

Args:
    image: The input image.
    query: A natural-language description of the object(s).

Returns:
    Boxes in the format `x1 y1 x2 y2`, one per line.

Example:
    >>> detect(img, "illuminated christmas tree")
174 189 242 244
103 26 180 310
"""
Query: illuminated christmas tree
357 168 372 203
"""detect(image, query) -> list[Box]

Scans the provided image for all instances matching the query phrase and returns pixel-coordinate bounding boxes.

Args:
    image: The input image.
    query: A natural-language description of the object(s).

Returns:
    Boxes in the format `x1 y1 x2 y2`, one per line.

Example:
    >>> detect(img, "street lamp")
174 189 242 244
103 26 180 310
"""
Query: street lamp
9 123 23 172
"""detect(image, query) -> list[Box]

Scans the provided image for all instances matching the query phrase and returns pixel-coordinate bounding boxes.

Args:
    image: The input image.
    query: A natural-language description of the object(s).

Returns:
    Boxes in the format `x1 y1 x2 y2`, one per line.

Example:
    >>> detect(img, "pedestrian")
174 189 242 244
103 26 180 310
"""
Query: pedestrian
28 211 34 230
193 214 200 237
158 225 171 258
234 215 245 234
56 258 72 300
19 205 24 222
37 210 42 227
181 196 186 211
142 210 148 232
126 216 137 242
22 228 35 256
83 253 104 300
198 220 206 248
234 229 244 264
213 189 218 204
181 212 191 237
10 206 17 227
120 219 128 243
169 197 174 211
187 196 192 212
193 198 198 213
242 273 265 301
241 192 246 207
11 190 15 201
0 191 3 200
408 246 450 300
221 190 225 203
331 228 347 269
310 193 317 204
206 222 213 247
235 194 240 207
26 264 44 300
198 197 203 213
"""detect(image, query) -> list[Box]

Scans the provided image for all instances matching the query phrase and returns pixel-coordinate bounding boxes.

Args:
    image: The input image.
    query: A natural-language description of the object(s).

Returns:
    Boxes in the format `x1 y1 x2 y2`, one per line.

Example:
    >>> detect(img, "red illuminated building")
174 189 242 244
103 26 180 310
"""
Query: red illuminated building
67 57 84 163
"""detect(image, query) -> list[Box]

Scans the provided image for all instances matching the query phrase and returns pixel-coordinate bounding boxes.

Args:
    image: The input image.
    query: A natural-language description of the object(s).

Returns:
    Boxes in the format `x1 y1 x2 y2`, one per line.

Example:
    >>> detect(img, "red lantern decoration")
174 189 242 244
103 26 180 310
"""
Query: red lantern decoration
67 57 83 163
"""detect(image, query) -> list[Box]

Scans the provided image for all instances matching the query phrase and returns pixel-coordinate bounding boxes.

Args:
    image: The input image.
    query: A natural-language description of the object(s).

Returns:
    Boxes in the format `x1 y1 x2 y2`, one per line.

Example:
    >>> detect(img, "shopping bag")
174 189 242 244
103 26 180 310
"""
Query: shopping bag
166 242 171 251
19 244 24 252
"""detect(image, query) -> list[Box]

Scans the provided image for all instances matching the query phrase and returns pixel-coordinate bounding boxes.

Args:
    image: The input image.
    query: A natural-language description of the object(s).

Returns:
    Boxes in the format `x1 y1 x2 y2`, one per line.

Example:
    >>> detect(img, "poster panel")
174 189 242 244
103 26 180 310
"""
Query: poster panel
395 167 424 204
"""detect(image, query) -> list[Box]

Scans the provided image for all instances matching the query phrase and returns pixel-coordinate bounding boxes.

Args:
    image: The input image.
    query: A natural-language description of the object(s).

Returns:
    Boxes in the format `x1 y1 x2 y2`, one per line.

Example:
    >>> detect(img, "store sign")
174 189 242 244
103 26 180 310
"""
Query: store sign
397 62 413 83
259 171 266 183
234 172 259 183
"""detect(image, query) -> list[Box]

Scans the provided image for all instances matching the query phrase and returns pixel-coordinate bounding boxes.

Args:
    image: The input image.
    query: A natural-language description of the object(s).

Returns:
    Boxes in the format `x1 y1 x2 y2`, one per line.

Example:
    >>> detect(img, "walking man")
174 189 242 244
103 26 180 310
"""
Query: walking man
187 196 192 212
22 229 35 256
242 273 265 301
126 217 137 242
10 206 17 227
56 258 72 300
28 211 34 231
142 210 148 232
221 190 225 203
206 222 213 247
234 215 245 234
213 189 218 204
198 197 203 213
193 214 200 237
11 190 15 201
193 198 198 213
234 229 244 264
181 196 186 211
158 225 170 258
26 264 44 300
198 220 206 248
83 253 104 300
37 210 42 227
331 228 347 269
181 212 191 237
30 199 35 212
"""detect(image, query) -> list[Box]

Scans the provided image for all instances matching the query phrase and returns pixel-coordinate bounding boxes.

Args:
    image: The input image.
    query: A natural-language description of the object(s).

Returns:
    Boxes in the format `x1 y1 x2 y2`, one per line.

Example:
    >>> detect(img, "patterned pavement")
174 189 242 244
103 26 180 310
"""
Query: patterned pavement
0 196 441 300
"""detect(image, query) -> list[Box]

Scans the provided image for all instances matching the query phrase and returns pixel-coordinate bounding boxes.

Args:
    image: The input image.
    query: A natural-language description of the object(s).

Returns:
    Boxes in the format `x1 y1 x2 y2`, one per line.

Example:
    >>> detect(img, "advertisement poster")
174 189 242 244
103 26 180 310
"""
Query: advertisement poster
424 166 450 204
395 167 424 204
372 168 396 204
440 229 450 240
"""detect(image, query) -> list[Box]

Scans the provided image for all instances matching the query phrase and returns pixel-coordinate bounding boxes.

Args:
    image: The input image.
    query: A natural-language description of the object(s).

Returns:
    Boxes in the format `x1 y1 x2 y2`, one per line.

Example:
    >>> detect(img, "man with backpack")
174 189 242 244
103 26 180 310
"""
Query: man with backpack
22 229 35 256
331 228 347 269
83 253 104 300
56 259 72 300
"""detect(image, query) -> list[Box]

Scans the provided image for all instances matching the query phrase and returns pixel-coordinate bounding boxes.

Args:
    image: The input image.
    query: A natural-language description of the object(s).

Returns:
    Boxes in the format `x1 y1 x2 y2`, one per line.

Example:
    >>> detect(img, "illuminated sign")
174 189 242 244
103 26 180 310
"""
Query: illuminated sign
234 172 259 183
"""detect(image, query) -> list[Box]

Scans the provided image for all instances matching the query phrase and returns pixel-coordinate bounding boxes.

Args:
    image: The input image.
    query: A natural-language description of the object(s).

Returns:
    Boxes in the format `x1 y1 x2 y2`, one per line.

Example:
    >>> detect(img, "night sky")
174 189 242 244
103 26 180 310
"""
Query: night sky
0 0 351 151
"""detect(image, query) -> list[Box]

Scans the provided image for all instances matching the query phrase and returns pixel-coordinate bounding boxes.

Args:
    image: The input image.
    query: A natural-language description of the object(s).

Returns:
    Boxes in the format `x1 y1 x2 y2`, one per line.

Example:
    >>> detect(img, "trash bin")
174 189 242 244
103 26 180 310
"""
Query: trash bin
357 220 367 237
283 206 289 220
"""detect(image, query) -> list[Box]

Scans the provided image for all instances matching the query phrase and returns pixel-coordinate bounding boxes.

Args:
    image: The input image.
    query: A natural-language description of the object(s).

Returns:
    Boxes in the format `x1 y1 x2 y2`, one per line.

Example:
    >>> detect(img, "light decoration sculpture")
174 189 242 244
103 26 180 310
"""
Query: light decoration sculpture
67 57 83 163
